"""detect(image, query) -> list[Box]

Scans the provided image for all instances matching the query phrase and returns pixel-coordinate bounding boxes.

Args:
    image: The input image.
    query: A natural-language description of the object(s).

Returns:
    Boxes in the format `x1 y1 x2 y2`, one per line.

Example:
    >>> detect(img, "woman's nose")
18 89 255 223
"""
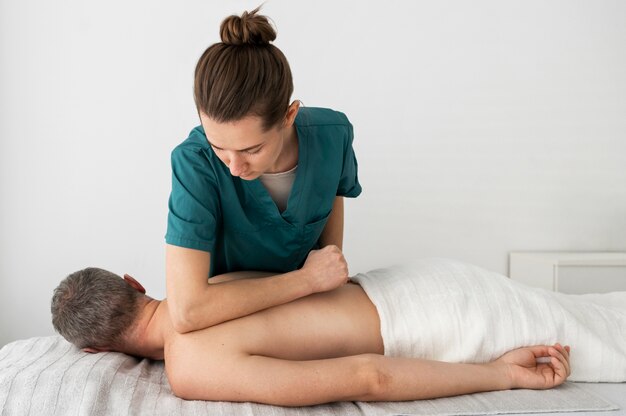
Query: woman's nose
228 153 246 176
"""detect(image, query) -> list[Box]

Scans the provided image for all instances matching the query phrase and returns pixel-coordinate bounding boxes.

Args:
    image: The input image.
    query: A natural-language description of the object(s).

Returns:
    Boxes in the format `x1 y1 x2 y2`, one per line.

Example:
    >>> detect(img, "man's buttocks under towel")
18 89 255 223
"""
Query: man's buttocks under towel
351 258 626 382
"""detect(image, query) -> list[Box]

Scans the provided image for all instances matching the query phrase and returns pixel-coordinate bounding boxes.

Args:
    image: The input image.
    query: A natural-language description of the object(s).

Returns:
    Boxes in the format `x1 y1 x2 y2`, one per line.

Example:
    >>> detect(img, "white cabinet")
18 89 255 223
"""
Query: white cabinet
508 252 626 294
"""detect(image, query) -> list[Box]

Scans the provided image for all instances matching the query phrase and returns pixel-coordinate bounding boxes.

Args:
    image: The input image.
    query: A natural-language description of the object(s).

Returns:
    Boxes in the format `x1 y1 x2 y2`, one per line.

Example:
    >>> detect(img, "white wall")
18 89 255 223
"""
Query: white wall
1 0 625 347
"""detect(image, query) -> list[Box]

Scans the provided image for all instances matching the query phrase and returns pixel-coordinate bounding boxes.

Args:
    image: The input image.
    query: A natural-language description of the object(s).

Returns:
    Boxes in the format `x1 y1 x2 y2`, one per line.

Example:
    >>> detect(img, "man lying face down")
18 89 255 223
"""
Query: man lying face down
49 260 586 406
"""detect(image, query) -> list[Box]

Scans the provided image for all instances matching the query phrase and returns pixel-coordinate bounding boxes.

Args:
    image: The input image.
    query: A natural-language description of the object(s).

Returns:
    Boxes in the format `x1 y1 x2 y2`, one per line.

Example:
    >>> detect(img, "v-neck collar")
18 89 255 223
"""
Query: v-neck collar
243 119 307 225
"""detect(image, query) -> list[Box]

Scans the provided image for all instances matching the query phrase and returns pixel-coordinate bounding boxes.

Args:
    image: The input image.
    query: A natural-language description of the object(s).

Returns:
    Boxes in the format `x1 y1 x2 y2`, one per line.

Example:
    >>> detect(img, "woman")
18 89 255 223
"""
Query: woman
165 6 362 333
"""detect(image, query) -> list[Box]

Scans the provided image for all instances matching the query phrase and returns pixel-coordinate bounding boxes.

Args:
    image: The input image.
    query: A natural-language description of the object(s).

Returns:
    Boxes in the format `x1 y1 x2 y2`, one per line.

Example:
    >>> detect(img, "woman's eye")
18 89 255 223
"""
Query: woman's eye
210 144 261 155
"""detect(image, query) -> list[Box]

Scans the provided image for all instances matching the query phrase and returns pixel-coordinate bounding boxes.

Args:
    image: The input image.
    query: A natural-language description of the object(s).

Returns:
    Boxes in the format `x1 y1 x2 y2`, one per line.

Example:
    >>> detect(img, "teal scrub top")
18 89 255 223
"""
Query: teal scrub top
165 107 362 277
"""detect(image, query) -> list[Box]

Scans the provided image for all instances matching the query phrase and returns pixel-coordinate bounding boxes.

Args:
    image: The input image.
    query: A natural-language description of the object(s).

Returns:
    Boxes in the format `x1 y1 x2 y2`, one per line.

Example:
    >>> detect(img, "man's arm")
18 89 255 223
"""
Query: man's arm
166 244 348 333
168 344 570 406
318 196 344 250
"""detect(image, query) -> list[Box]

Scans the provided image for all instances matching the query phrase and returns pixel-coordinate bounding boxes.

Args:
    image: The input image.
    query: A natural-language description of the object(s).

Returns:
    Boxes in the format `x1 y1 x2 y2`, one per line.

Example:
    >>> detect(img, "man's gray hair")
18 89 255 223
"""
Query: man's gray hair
51 267 142 349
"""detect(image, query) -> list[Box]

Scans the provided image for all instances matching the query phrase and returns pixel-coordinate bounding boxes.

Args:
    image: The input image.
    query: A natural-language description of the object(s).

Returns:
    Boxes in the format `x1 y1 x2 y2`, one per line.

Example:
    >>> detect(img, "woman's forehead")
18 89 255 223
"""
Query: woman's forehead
199 113 274 149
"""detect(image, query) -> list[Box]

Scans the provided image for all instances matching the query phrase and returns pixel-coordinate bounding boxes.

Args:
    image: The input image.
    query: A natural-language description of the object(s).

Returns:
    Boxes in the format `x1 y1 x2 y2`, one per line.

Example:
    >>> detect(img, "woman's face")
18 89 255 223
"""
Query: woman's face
199 105 298 180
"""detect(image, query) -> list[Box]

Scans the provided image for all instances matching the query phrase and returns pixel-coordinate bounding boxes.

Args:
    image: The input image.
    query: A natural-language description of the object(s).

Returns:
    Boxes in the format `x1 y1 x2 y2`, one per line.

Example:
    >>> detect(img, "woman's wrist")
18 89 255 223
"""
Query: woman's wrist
286 268 316 296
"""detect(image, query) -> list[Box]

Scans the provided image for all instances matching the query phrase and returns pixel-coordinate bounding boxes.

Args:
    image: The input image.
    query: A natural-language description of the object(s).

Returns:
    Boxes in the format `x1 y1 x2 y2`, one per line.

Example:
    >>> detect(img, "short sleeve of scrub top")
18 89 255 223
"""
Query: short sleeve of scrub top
337 120 361 198
165 106 362 277
166 143 221 254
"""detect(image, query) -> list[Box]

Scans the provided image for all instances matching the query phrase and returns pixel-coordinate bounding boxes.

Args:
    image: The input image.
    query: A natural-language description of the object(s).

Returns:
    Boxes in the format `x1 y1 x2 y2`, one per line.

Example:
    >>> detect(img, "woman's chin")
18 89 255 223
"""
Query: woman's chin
239 172 258 180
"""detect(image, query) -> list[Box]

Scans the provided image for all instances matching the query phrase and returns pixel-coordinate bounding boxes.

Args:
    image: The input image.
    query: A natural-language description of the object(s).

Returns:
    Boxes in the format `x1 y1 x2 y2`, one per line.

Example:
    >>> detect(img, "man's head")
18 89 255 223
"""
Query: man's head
51 267 146 351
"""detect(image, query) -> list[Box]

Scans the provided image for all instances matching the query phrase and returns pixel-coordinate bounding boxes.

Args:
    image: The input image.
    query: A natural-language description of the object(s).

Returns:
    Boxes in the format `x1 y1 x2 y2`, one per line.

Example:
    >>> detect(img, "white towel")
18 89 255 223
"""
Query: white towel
351 258 626 382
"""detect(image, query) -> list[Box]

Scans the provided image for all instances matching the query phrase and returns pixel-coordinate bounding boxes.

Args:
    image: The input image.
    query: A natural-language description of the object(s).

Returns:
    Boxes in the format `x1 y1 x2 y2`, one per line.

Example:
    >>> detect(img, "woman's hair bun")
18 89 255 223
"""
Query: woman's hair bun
220 5 276 46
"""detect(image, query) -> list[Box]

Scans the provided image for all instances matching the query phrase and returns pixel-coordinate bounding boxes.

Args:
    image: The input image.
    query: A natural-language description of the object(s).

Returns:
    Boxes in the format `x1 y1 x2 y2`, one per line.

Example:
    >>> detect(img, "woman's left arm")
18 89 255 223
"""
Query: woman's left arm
318 196 344 250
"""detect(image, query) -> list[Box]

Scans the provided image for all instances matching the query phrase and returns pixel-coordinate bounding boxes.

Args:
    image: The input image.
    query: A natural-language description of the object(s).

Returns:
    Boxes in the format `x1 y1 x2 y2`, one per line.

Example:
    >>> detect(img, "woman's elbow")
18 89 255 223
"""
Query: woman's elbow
167 285 226 332
168 302 196 334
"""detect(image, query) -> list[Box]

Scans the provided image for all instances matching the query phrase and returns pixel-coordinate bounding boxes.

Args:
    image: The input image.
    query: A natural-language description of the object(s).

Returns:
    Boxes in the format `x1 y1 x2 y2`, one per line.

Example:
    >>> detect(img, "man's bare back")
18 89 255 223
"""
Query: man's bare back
165 281 384 363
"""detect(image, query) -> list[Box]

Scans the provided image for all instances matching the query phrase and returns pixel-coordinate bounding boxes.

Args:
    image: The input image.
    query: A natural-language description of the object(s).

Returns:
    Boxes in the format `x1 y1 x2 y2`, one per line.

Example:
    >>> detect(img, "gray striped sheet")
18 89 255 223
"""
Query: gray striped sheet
0 336 619 416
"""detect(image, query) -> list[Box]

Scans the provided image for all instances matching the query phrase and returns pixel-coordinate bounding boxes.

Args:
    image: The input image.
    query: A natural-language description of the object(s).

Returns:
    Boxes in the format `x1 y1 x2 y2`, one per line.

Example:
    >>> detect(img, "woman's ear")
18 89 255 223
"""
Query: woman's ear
283 100 300 127
123 274 146 294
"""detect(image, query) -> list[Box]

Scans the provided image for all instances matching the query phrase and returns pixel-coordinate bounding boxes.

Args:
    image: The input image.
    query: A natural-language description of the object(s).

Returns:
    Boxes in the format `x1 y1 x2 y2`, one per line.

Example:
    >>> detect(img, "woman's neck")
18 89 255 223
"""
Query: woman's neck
269 124 299 173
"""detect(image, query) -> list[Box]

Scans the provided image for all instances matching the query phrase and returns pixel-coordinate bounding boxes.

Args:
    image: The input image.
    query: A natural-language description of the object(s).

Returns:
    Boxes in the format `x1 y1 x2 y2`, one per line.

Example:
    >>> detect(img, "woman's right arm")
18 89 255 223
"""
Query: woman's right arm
165 244 349 333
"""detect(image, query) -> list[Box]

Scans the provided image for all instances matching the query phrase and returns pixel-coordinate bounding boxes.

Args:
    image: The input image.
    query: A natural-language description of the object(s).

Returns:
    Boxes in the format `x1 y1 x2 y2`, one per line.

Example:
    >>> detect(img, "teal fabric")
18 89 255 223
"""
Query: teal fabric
165 107 361 277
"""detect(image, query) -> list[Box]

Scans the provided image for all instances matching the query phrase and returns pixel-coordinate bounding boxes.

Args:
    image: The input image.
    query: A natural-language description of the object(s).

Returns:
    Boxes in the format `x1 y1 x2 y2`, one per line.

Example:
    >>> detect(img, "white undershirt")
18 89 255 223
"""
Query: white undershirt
258 165 298 213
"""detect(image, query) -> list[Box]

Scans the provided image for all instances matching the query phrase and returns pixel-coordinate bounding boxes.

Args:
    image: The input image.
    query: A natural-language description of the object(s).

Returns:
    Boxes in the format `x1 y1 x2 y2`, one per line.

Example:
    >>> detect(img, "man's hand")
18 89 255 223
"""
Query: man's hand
300 245 349 293
494 343 571 390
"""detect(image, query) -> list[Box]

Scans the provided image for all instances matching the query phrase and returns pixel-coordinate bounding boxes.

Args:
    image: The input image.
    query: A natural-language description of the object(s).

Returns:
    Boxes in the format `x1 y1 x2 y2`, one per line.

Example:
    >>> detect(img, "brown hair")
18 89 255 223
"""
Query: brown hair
193 5 294 132
51 267 142 349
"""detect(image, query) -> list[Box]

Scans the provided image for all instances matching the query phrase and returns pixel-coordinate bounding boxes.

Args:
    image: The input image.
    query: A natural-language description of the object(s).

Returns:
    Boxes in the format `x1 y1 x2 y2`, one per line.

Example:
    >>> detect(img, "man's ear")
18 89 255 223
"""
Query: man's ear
123 273 146 294
83 347 109 354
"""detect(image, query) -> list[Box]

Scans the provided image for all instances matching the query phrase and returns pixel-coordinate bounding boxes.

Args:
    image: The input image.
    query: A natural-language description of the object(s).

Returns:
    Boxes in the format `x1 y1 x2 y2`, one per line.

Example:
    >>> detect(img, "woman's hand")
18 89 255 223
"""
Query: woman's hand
494 343 571 390
300 245 349 293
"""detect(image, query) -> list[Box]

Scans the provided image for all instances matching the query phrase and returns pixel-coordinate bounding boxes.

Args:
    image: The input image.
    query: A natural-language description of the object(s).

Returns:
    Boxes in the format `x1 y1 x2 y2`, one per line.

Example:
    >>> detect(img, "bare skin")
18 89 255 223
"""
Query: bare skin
166 244 349 334
89 272 572 407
